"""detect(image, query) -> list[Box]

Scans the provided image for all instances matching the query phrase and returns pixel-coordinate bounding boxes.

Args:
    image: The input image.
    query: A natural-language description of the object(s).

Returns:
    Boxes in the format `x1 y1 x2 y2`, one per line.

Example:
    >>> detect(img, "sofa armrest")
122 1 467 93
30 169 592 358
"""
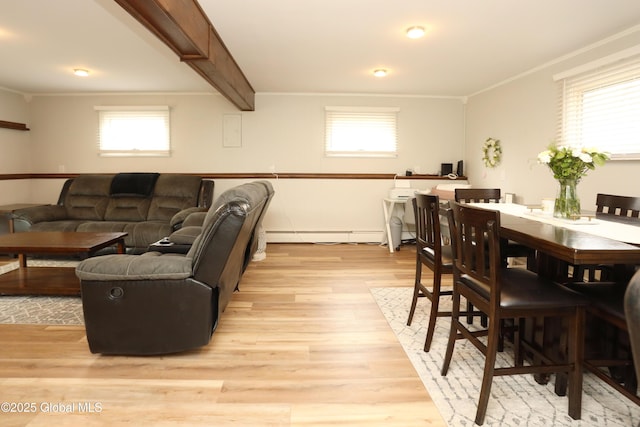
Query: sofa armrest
12 204 66 225
183 211 206 227
170 207 207 229
168 226 202 245
76 252 192 281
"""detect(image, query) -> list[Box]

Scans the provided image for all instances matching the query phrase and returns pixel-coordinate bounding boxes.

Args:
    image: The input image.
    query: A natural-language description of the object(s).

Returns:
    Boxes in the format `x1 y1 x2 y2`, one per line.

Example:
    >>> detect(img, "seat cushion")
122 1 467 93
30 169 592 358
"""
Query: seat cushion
75 251 192 281
422 245 453 267
459 267 589 311
565 281 626 327
30 220 85 232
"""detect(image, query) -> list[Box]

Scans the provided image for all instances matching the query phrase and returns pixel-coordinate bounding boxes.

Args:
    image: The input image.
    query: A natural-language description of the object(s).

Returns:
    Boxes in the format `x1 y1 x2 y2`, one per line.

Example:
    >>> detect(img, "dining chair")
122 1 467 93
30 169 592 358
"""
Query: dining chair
454 188 502 204
563 278 639 405
596 193 640 218
575 193 640 282
454 188 536 268
454 188 536 330
441 202 588 425
562 193 640 405
406 194 454 352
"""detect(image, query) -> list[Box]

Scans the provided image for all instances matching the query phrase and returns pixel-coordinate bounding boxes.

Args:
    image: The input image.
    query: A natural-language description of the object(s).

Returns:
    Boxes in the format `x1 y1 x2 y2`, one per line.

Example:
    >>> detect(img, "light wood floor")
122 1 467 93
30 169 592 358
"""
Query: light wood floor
0 243 447 426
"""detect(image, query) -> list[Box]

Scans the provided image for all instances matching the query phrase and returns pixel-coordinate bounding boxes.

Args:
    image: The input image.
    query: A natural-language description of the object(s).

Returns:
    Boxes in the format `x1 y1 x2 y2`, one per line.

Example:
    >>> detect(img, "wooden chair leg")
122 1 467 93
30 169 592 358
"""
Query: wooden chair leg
514 318 525 366
466 300 474 324
441 289 460 376
407 261 422 326
423 271 442 352
475 318 501 425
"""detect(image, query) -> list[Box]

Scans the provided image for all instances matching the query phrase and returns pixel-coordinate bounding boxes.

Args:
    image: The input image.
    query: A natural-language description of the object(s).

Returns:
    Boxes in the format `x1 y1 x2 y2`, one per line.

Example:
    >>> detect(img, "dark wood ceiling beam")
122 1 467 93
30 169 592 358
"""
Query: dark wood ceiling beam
114 0 255 111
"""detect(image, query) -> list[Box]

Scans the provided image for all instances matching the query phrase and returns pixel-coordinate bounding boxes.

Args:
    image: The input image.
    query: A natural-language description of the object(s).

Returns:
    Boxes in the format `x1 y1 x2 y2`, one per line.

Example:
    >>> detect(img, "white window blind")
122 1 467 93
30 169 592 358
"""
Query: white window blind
95 106 171 157
557 55 640 159
325 106 399 157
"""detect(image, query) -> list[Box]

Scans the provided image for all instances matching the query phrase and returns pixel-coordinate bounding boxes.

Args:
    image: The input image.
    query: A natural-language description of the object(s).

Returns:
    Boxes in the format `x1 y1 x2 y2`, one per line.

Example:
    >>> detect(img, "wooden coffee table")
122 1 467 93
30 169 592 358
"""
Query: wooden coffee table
0 231 127 296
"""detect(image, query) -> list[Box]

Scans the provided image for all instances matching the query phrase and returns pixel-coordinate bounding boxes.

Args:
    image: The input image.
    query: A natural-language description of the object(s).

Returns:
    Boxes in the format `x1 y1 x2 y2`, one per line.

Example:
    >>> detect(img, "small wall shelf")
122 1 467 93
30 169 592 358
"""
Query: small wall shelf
0 120 30 131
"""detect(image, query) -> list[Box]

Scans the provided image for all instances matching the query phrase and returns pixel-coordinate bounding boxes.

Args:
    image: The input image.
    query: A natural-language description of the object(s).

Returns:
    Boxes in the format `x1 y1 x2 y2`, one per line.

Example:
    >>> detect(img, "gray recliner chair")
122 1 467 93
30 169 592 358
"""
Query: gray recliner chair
75 181 272 355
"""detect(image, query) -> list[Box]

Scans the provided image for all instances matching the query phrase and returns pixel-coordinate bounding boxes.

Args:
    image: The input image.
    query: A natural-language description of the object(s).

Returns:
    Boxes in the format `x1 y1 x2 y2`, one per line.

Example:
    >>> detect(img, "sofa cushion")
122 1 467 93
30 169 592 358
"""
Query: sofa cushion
147 175 202 221
77 221 129 233
104 196 151 221
31 220 85 232
65 175 112 220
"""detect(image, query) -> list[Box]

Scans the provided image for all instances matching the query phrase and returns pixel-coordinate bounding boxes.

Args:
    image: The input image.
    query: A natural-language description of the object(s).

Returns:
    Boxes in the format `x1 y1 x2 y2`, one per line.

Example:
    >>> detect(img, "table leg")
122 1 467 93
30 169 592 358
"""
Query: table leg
18 253 27 268
382 200 394 253
116 239 125 254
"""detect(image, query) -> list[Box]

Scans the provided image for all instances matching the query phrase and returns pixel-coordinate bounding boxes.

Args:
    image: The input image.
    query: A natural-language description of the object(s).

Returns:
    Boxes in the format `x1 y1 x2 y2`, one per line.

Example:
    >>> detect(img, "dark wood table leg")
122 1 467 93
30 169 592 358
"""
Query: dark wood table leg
116 239 125 254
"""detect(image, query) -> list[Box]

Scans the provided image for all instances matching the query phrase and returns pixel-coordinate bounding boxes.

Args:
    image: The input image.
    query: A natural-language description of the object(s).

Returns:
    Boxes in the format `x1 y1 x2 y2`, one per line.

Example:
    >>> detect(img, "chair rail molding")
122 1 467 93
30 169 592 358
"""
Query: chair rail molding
0 120 29 131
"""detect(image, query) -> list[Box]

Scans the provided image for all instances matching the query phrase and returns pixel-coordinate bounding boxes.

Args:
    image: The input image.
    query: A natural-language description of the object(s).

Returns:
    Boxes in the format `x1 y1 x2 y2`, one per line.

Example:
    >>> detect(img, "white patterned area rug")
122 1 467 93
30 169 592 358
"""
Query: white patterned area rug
0 259 83 325
0 295 83 325
371 286 640 427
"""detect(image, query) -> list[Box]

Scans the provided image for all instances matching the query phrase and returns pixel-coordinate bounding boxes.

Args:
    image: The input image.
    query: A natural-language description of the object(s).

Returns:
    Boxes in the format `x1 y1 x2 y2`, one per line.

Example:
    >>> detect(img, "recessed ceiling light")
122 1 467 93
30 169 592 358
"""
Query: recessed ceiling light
406 26 426 39
73 68 90 77
373 69 388 77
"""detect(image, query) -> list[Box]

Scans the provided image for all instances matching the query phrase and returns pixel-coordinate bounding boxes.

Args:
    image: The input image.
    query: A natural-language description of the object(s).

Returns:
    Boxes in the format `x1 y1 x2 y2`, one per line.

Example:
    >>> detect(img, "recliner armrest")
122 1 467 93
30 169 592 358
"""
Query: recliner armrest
170 207 207 229
168 226 202 245
183 211 206 227
76 252 192 281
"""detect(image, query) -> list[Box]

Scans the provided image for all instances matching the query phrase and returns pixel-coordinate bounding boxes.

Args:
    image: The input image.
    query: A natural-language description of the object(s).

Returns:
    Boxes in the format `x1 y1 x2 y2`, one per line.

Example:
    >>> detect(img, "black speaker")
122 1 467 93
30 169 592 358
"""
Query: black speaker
456 160 464 177
440 163 453 176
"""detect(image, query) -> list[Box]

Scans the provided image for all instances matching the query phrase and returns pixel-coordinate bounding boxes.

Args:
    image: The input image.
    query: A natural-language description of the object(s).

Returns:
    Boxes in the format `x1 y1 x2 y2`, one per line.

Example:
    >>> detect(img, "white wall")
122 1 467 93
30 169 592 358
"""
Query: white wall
464 29 640 208
0 90 32 203
1 91 466 242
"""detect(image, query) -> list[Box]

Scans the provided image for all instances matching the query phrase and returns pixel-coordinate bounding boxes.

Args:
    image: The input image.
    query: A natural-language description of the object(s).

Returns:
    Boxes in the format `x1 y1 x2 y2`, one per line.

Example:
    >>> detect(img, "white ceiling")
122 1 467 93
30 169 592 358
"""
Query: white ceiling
2 0 640 98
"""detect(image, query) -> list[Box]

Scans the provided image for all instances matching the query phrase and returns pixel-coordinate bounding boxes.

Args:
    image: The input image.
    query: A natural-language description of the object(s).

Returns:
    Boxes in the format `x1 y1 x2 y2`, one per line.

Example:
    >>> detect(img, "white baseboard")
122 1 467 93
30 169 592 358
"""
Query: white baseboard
266 230 383 244
265 230 415 244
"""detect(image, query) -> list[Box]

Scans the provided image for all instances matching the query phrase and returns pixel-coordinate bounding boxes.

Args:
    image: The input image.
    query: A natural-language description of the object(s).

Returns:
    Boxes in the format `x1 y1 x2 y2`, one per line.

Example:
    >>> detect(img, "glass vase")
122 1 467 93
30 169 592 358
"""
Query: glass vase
554 178 580 219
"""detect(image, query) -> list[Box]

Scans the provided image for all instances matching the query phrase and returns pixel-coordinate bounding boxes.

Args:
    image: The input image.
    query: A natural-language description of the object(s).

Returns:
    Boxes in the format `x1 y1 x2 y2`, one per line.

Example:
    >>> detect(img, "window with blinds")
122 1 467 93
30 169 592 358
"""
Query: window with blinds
325 106 399 157
556 54 640 160
95 106 171 157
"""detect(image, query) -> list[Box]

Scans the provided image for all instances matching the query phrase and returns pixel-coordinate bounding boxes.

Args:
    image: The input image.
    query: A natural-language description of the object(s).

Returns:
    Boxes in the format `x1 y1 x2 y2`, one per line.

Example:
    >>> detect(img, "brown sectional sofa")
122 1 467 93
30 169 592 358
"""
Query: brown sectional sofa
12 173 214 252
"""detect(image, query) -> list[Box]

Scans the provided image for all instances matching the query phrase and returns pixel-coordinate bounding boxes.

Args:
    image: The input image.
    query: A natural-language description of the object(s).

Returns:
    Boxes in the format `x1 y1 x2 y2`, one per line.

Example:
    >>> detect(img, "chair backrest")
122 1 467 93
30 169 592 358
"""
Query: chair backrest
187 181 271 312
596 193 640 218
449 201 502 308
454 188 501 203
413 193 443 258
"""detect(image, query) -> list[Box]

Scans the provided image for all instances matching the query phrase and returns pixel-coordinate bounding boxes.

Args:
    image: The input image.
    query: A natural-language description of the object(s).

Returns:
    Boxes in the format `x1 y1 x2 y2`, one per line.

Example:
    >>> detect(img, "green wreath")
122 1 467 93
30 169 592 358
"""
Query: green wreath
482 138 502 168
